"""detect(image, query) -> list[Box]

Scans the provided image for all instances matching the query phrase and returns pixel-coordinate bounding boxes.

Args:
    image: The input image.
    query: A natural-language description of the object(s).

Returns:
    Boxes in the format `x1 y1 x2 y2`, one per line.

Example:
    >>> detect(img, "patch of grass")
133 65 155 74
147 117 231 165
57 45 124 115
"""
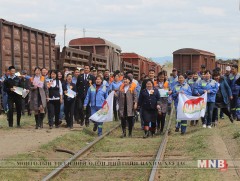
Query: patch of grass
233 131 240 139
52 121 163 181
0 119 119 180
0 114 35 129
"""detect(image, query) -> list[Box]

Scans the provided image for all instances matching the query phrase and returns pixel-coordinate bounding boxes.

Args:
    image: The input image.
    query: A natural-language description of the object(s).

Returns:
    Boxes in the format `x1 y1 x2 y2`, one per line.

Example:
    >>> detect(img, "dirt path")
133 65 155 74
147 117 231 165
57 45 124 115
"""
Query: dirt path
212 129 240 181
0 127 81 159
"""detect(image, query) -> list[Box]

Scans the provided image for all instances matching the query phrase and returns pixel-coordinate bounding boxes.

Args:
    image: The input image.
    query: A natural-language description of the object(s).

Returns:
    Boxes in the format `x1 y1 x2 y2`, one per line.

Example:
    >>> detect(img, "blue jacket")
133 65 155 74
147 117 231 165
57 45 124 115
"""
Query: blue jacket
172 82 192 108
229 73 240 95
188 77 201 95
224 74 231 86
108 81 122 93
84 84 108 107
194 79 219 102
168 76 178 89
217 78 232 104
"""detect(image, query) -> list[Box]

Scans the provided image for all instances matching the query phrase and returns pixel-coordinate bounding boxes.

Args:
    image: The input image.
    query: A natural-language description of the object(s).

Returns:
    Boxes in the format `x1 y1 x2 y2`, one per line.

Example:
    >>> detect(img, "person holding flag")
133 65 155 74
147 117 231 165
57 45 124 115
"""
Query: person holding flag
84 75 108 136
172 74 192 134
194 70 218 128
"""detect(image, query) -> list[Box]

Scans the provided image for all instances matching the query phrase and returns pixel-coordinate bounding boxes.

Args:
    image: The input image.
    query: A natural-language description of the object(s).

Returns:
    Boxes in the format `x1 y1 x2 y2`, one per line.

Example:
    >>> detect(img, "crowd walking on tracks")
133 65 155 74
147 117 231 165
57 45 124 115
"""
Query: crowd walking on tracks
0 63 239 137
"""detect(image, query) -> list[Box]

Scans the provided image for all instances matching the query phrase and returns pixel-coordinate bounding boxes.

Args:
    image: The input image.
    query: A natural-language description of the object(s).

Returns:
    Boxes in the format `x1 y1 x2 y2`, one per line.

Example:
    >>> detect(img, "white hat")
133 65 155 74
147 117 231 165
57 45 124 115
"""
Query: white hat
226 66 231 71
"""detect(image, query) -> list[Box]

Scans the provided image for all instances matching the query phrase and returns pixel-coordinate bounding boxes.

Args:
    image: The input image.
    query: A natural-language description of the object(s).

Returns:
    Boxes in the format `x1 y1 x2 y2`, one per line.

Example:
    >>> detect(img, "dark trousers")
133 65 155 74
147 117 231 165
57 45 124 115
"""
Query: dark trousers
8 95 22 127
113 97 118 121
213 107 231 123
121 116 133 134
74 97 80 122
47 100 60 126
204 102 215 126
64 99 75 128
157 113 166 132
230 94 238 118
220 109 224 118
78 96 91 124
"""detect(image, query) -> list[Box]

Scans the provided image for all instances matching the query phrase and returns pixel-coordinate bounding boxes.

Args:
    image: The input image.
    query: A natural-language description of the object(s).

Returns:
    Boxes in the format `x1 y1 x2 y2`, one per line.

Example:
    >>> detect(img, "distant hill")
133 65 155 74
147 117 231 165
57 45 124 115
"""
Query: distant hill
217 57 238 61
150 56 173 65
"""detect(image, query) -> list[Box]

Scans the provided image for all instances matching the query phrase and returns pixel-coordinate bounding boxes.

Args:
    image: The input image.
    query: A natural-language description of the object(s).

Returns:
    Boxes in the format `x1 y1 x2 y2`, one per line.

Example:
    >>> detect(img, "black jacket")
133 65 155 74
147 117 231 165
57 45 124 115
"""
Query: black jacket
138 88 160 110
4 76 23 97
62 82 76 101
76 74 95 99
21 78 30 90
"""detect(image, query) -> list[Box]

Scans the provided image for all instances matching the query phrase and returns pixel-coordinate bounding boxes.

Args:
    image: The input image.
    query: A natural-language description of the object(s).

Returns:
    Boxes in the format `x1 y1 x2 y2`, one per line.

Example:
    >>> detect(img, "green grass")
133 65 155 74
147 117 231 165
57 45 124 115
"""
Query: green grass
0 114 36 129
159 111 240 181
52 121 164 181
0 115 119 181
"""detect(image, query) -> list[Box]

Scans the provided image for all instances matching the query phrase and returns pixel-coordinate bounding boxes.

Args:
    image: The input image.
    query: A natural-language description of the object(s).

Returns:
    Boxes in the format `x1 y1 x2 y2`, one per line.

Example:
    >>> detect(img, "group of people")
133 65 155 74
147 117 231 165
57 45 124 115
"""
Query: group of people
0 63 239 138
171 64 238 134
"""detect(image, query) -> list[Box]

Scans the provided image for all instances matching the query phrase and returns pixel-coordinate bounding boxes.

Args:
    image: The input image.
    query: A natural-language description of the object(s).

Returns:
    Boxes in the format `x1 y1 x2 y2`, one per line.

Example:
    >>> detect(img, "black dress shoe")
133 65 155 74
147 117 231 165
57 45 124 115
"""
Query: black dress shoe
80 120 84 126
120 133 126 138
93 124 98 132
229 116 234 123
143 131 149 138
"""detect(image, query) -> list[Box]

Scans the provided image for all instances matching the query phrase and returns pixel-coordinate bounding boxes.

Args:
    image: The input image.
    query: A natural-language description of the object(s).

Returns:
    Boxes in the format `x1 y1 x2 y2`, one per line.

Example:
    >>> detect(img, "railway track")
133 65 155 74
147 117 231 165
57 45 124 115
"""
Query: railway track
149 107 174 181
41 108 174 181
42 123 121 181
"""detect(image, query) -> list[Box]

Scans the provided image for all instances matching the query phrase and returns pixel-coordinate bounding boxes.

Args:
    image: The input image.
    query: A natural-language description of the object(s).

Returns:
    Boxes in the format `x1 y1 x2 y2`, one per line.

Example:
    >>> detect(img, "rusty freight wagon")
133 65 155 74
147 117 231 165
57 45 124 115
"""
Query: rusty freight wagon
121 53 162 79
69 37 121 72
57 46 108 71
173 48 216 74
0 19 56 75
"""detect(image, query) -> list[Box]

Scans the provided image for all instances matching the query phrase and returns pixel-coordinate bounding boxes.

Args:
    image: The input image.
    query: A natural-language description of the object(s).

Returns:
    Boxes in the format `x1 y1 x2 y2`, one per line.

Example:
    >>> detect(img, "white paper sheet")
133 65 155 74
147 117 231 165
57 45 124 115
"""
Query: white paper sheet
158 89 168 97
66 89 76 98
22 89 29 98
14 87 23 96
15 72 21 77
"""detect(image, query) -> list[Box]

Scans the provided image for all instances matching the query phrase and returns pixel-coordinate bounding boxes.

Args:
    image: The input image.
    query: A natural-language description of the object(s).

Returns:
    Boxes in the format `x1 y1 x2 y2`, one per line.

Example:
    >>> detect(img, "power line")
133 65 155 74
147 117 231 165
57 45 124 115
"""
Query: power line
64 24 67 47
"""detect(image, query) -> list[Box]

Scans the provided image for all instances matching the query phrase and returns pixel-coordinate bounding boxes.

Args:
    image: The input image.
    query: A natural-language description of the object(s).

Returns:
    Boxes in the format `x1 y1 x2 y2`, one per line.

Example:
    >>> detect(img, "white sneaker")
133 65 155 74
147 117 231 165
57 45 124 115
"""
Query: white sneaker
207 126 212 129
202 124 206 128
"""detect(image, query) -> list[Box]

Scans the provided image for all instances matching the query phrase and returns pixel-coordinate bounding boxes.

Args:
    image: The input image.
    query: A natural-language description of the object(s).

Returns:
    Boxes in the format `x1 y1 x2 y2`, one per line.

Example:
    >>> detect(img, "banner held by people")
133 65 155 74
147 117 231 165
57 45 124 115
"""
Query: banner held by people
177 92 207 120
89 91 114 122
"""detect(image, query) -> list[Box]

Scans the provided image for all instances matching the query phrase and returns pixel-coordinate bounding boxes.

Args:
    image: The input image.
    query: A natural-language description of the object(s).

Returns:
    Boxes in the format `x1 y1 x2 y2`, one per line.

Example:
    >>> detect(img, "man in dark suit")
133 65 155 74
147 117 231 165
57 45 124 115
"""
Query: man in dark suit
4 66 23 127
76 64 95 126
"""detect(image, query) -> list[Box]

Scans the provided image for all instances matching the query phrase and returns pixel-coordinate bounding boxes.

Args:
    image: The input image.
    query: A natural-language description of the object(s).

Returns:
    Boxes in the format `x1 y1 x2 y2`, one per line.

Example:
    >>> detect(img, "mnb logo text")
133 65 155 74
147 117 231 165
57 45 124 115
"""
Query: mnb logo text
198 160 228 171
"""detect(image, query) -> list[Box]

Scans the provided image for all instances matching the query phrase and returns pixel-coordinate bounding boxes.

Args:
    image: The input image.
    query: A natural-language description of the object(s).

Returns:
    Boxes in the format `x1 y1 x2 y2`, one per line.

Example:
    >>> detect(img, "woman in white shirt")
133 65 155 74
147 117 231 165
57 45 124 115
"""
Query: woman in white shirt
47 70 63 129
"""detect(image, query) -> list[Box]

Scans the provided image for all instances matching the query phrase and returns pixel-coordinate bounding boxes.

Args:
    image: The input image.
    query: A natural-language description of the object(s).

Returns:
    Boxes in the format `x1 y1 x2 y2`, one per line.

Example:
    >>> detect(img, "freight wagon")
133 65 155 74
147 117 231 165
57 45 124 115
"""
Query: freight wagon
215 61 233 74
69 37 121 72
57 46 108 71
0 19 56 75
173 48 237 74
173 48 216 74
121 53 162 80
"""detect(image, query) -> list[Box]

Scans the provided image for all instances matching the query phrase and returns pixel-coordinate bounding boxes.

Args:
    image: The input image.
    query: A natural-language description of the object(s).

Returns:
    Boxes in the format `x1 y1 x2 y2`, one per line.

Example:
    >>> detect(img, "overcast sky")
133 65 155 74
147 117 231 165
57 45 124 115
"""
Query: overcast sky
1 0 240 58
